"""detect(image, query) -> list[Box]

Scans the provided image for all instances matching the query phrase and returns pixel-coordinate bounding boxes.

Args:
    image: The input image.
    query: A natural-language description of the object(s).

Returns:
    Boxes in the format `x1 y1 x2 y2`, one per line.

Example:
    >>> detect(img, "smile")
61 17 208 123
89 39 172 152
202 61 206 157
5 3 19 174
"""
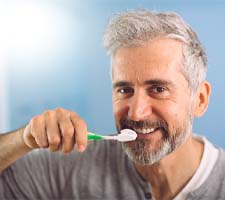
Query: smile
132 127 158 134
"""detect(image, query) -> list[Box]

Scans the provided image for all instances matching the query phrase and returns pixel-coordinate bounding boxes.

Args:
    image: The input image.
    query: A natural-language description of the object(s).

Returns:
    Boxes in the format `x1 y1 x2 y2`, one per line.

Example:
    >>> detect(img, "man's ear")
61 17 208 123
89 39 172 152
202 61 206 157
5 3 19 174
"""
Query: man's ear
193 81 211 117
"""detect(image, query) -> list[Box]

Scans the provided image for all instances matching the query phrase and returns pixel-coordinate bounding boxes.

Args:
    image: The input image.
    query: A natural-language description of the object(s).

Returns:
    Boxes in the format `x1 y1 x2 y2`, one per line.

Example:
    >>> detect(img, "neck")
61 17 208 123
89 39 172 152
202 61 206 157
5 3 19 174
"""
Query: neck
135 135 204 200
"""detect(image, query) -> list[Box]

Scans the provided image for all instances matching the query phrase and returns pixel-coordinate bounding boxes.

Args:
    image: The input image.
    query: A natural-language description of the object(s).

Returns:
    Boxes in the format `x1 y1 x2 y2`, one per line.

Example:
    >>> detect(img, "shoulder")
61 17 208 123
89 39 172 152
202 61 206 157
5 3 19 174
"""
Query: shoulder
216 148 225 167
189 136 225 199
25 140 126 167
191 147 225 199
204 146 225 185
84 140 127 164
1 140 125 175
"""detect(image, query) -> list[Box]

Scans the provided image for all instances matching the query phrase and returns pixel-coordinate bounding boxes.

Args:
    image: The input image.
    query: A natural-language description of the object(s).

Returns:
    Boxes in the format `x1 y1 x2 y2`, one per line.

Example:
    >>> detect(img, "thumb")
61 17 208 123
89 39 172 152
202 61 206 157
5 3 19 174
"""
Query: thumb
23 124 39 149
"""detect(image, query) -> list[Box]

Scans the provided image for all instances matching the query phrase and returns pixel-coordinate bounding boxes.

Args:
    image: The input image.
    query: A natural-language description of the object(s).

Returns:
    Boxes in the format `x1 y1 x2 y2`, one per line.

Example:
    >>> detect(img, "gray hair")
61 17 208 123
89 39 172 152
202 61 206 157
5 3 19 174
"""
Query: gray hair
103 9 207 91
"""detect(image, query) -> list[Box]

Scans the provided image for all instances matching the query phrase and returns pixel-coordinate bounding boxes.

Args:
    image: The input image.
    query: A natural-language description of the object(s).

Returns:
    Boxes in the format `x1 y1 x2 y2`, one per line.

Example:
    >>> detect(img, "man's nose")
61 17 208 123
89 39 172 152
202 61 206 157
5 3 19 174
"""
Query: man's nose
127 90 153 121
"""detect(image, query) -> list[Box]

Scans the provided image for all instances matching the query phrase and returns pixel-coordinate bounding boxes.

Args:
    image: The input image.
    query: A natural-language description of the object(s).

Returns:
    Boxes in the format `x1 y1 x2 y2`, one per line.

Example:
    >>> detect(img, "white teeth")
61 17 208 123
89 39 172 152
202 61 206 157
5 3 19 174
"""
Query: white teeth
134 128 156 134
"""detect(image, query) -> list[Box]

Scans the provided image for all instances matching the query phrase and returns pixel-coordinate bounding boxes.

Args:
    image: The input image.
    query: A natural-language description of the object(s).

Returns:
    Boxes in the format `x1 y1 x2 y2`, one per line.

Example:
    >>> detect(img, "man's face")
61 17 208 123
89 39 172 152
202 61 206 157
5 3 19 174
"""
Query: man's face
112 38 194 165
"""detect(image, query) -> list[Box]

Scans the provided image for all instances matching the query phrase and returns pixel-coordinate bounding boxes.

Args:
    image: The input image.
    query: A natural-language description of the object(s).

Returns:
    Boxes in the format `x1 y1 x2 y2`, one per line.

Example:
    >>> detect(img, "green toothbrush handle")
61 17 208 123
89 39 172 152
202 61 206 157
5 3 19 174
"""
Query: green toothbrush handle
87 133 103 140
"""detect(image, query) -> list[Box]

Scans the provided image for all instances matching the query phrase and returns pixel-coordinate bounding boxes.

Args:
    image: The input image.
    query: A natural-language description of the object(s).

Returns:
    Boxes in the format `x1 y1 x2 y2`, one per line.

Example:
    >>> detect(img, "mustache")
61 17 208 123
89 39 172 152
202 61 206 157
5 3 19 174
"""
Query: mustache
120 118 168 133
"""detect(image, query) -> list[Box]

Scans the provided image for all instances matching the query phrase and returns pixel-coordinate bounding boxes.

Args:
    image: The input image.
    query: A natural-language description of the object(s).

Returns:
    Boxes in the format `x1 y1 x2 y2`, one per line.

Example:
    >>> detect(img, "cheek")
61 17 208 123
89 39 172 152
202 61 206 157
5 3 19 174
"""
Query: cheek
113 100 128 124
158 101 188 124
162 102 191 132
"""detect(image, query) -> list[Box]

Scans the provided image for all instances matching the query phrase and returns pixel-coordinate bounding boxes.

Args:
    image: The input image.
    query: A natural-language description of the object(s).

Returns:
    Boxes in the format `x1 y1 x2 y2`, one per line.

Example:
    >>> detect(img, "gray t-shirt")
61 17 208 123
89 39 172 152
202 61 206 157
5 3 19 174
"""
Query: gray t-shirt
0 140 225 199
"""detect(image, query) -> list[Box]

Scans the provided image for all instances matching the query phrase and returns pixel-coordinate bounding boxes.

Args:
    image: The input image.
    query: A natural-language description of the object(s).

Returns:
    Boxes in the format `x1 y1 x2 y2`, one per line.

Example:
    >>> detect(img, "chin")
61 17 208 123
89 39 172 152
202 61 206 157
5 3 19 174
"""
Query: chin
122 131 190 165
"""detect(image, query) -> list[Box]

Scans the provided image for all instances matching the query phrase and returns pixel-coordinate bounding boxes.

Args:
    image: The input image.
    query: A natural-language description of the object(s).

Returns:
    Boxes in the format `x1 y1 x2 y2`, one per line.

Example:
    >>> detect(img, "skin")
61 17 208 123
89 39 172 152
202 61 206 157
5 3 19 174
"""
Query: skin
0 109 88 172
22 108 88 152
112 38 211 199
0 37 211 200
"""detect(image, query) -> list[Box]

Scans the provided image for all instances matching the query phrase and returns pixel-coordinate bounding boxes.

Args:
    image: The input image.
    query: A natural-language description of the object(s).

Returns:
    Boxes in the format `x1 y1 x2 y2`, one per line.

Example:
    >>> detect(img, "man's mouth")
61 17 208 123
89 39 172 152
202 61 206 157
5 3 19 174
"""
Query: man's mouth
133 127 158 134
119 118 168 139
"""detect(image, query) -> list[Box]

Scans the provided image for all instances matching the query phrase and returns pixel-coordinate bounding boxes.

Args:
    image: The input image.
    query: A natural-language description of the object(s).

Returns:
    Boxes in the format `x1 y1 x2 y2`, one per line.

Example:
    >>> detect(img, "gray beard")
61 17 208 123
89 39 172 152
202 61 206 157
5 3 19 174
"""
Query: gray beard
122 115 193 166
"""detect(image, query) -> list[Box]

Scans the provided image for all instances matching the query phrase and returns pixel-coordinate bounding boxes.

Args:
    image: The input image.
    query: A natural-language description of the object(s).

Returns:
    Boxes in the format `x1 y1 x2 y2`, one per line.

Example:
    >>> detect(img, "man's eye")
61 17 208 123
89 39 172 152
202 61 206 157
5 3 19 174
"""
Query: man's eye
152 86 166 93
148 86 169 96
117 87 134 94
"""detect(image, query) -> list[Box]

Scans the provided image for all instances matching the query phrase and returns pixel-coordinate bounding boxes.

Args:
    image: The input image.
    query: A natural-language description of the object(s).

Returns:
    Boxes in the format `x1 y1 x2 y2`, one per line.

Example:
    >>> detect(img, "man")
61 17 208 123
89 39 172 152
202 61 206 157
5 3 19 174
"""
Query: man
0 9 224 200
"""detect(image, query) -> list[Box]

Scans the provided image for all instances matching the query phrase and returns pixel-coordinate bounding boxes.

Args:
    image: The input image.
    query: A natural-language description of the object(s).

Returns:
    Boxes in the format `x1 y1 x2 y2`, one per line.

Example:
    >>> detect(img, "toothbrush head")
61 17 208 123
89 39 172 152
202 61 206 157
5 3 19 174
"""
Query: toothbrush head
117 129 137 142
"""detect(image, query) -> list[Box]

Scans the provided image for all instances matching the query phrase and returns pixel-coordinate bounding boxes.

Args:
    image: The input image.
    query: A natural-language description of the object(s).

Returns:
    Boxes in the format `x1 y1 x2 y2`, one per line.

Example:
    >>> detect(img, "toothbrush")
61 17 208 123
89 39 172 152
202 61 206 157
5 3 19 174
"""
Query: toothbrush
88 129 137 142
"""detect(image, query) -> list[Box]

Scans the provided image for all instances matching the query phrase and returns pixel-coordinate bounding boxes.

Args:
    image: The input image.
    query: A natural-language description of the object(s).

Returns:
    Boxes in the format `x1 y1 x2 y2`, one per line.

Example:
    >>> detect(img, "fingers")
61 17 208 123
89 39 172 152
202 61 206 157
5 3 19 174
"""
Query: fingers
70 113 88 152
23 124 39 149
23 108 88 153
30 115 48 148
56 109 75 153
44 110 60 152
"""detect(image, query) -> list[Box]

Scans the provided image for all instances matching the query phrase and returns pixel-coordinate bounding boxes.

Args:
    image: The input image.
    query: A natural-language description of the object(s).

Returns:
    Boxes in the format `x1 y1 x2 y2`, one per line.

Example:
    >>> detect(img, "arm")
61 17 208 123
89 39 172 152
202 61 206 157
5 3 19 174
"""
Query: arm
0 127 31 172
0 108 88 173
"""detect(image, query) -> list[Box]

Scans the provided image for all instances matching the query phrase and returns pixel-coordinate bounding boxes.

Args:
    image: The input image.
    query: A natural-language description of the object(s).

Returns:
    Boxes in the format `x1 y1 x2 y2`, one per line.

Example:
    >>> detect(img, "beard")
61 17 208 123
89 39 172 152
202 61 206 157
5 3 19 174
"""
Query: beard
119 111 193 166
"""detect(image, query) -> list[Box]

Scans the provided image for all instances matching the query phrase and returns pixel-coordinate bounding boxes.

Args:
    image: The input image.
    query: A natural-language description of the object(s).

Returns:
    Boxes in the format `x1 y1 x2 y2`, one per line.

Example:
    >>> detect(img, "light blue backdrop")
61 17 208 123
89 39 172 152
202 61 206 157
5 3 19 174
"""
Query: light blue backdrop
5 0 225 148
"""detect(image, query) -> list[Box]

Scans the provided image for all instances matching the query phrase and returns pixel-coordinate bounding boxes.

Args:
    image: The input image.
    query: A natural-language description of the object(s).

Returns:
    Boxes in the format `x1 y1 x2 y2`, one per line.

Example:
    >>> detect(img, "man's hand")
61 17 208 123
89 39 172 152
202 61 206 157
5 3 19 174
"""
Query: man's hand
23 108 88 153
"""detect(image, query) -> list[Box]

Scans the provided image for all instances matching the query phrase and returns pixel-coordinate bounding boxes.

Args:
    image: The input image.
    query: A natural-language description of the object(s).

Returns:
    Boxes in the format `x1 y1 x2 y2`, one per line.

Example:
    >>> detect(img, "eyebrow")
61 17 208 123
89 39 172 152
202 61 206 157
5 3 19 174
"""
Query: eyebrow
144 79 175 87
113 79 175 89
113 81 131 89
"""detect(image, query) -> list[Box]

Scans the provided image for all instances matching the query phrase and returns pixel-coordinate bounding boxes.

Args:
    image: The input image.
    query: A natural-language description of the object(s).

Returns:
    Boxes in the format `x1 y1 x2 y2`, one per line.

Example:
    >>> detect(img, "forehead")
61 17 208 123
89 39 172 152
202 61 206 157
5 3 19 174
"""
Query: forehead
111 38 185 83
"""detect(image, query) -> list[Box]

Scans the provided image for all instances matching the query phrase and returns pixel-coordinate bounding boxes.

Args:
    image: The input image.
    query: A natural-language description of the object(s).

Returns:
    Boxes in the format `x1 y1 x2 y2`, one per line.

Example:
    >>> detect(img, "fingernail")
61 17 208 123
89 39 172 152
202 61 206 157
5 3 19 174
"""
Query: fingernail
77 144 85 152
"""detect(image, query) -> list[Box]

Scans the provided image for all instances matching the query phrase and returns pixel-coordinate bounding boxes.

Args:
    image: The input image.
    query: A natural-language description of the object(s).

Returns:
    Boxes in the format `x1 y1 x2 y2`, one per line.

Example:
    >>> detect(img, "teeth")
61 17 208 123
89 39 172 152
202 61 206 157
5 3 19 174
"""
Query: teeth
134 128 156 134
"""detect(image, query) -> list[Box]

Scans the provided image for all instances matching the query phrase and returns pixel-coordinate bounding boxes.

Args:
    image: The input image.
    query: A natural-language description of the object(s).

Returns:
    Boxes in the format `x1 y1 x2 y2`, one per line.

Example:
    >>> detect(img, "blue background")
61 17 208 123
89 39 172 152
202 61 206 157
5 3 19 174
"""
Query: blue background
3 0 225 148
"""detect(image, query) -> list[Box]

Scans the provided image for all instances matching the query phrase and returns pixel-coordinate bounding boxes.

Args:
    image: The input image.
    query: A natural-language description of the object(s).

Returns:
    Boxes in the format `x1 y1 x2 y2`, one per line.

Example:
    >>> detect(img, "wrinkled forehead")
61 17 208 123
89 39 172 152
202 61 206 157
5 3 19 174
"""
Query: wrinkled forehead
111 38 185 83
